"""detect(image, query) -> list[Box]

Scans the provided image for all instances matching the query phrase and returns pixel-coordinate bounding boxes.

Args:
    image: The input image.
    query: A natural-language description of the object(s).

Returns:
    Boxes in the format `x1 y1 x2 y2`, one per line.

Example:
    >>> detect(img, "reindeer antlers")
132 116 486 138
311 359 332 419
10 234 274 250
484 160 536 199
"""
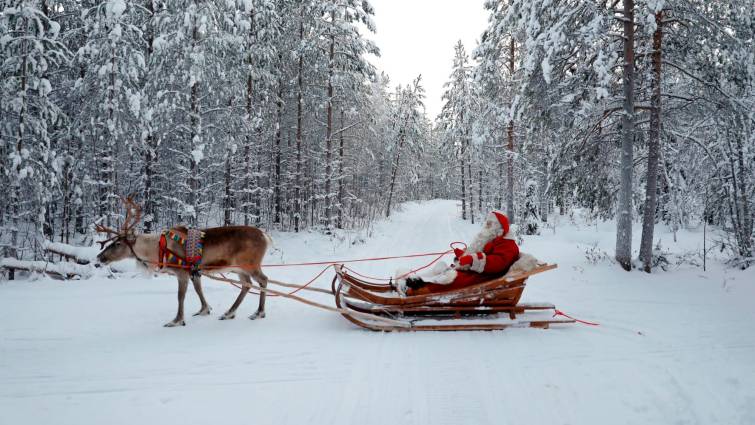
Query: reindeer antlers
120 195 142 235
95 195 143 248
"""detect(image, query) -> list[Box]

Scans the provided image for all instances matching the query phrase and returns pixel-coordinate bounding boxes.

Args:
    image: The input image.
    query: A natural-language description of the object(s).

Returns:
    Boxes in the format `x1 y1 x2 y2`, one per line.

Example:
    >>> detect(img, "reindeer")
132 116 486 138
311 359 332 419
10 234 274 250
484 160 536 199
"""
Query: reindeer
95 197 271 327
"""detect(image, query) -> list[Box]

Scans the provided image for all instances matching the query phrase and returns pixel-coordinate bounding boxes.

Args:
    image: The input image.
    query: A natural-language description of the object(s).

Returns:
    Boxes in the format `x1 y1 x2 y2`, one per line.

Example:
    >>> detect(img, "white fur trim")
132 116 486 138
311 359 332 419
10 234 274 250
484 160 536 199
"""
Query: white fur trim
503 253 540 278
393 261 458 295
424 261 450 276
428 267 458 285
470 253 486 273
404 261 458 285
418 261 457 285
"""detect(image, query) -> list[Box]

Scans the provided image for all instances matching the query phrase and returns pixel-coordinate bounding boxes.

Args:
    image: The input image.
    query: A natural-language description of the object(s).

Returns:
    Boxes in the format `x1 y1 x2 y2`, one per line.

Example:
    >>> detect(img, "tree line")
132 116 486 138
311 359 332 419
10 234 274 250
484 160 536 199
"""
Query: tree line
2 0 752 274
437 0 753 270
1 0 439 271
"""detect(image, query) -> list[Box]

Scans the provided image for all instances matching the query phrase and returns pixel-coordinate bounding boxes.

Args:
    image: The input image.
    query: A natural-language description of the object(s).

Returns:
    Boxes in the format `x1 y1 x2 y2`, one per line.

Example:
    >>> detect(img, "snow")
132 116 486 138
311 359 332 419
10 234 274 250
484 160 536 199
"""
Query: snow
1 200 754 425
128 92 141 116
42 240 99 262
0 258 93 279
191 144 205 164
106 0 126 20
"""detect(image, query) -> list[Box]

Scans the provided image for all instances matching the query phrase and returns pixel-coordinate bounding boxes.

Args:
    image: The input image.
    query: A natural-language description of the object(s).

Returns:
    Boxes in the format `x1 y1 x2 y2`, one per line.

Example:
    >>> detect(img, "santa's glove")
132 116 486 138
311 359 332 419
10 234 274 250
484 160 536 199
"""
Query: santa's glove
457 254 473 270
453 248 465 258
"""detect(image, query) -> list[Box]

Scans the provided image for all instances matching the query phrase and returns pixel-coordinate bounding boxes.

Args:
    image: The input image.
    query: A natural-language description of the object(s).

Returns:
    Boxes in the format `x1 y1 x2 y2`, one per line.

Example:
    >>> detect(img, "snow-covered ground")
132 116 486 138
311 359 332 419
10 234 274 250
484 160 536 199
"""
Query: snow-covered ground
1 200 754 425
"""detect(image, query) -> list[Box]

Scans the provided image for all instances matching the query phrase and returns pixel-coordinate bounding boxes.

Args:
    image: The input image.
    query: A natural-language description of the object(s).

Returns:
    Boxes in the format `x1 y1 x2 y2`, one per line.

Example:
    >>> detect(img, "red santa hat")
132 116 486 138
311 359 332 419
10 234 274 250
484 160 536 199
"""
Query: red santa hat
490 210 510 235
465 210 511 253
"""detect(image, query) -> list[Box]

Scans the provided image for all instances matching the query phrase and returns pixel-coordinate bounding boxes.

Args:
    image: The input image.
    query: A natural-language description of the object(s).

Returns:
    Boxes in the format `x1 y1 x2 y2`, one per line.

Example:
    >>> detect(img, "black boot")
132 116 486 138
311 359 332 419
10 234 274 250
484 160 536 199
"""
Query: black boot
405 276 426 290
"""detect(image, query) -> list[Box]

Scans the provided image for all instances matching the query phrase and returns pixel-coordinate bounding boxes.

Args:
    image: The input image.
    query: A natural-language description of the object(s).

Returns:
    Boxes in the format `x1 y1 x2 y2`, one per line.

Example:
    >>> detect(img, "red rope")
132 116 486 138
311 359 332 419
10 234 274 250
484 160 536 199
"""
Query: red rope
158 244 465 295
285 265 334 296
261 251 451 268
141 250 452 271
395 250 452 279
449 241 467 252
553 309 600 326
341 266 394 281
340 242 467 281
217 266 335 297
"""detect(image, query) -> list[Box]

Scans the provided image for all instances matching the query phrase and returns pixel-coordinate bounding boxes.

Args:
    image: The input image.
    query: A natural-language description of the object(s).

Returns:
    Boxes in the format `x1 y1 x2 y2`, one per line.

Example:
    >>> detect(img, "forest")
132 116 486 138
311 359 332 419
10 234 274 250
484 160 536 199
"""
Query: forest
1 0 753 274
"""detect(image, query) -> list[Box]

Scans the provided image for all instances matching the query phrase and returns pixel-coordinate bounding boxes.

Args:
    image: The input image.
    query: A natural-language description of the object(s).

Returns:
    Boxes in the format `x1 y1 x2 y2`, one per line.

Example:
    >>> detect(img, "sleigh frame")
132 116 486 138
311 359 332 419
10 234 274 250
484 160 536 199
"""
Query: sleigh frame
332 263 574 331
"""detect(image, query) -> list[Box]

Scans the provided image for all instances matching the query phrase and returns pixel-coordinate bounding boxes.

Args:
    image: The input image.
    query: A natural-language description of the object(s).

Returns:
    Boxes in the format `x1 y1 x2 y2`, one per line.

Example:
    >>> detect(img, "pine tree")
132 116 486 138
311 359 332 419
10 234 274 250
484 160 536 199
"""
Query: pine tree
1 0 70 275
438 41 476 221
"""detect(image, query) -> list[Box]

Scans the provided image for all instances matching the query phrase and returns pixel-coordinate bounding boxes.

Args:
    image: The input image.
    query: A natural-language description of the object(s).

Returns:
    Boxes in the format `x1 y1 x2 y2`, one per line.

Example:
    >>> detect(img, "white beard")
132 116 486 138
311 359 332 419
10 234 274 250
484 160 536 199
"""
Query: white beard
465 213 504 253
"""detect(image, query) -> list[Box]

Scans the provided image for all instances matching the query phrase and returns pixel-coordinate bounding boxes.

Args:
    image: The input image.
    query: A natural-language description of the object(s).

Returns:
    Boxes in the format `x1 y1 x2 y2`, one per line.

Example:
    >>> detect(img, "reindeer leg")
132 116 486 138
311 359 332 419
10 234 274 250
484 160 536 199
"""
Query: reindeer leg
220 273 251 320
249 269 268 320
164 274 188 327
191 275 211 316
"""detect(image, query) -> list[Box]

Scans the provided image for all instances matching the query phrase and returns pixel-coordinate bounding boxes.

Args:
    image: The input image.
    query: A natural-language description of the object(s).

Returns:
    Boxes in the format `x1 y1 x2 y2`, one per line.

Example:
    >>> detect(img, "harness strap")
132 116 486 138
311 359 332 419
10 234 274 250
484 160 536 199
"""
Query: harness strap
158 229 205 273
158 232 168 269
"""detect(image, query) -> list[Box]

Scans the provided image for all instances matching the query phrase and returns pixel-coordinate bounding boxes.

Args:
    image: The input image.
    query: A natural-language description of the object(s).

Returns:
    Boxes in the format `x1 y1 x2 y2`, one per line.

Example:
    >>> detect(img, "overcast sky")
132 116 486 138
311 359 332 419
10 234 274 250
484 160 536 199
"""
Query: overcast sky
368 0 489 119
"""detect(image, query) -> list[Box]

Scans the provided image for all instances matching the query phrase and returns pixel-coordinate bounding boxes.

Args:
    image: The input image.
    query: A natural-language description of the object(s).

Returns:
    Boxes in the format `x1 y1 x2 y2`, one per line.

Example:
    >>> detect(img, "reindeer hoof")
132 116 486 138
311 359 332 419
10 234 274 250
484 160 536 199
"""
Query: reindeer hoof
249 311 266 320
193 307 212 316
164 319 186 327
219 312 235 320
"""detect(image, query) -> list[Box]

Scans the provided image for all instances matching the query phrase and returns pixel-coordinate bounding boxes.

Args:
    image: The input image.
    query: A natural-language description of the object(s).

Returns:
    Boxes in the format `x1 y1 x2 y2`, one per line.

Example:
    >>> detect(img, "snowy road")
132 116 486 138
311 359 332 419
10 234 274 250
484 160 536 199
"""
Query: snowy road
2 200 754 425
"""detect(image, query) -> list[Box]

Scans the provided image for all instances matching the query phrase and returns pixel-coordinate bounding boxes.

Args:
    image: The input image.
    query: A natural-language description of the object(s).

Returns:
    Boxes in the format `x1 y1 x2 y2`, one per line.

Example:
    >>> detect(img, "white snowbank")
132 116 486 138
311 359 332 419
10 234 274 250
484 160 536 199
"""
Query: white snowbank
0 257 92 278
42 240 99 262
1 200 753 425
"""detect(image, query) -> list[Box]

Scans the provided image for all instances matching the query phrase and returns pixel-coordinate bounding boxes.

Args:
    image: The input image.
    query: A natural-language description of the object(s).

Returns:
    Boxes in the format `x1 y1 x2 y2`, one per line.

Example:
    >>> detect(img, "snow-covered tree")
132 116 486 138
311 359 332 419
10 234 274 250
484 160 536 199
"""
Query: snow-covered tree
438 41 476 221
1 0 69 275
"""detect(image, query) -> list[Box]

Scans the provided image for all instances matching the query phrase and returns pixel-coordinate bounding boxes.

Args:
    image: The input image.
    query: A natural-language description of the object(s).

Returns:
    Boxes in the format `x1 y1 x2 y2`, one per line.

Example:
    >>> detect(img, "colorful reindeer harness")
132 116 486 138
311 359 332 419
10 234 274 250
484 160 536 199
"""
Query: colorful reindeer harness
158 228 206 275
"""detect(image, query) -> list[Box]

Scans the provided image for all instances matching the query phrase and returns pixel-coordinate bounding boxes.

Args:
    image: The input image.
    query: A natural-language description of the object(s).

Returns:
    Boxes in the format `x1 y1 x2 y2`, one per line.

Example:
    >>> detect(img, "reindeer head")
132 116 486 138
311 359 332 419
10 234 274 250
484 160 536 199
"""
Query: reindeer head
95 197 142 265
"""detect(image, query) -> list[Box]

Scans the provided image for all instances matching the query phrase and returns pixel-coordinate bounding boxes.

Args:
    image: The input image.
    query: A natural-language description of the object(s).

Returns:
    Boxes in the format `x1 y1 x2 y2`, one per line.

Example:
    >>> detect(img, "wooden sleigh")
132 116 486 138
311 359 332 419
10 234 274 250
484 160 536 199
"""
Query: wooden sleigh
332 263 575 331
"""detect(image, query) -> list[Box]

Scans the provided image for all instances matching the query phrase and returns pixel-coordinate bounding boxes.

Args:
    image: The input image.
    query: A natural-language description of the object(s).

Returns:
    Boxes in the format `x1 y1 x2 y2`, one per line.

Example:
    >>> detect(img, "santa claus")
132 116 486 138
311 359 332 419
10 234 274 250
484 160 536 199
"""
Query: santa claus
398 210 520 296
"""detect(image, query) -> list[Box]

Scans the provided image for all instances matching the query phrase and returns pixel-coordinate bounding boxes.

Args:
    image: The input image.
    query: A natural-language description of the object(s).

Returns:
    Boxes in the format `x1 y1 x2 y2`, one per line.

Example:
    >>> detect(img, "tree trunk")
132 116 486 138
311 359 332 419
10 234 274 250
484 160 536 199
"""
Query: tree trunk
61 158 70 244
733 134 752 262
640 11 663 273
294 16 304 232
386 130 404 218
726 121 753 264
186 12 201 227
102 45 117 227
325 15 335 230
253 127 262 225
460 112 467 220
273 74 283 225
144 134 155 232
506 38 515 222
143 0 156 233
386 107 411 218
497 153 503 210
615 0 635 271
460 157 467 220
478 169 483 212
468 162 474 224
223 152 232 225
189 79 199 226
337 108 345 229
9 51 27 279
243 8 256 226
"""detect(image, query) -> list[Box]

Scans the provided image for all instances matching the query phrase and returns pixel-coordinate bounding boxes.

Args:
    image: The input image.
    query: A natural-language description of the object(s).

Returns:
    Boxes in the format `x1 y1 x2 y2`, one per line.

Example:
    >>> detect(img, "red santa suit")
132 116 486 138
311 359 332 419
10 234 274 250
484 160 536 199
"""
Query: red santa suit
401 211 519 296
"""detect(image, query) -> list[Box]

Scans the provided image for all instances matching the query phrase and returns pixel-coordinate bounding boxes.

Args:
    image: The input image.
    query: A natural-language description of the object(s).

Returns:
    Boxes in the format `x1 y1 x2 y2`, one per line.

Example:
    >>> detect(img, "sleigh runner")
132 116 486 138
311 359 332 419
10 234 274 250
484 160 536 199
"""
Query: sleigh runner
332 263 575 331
